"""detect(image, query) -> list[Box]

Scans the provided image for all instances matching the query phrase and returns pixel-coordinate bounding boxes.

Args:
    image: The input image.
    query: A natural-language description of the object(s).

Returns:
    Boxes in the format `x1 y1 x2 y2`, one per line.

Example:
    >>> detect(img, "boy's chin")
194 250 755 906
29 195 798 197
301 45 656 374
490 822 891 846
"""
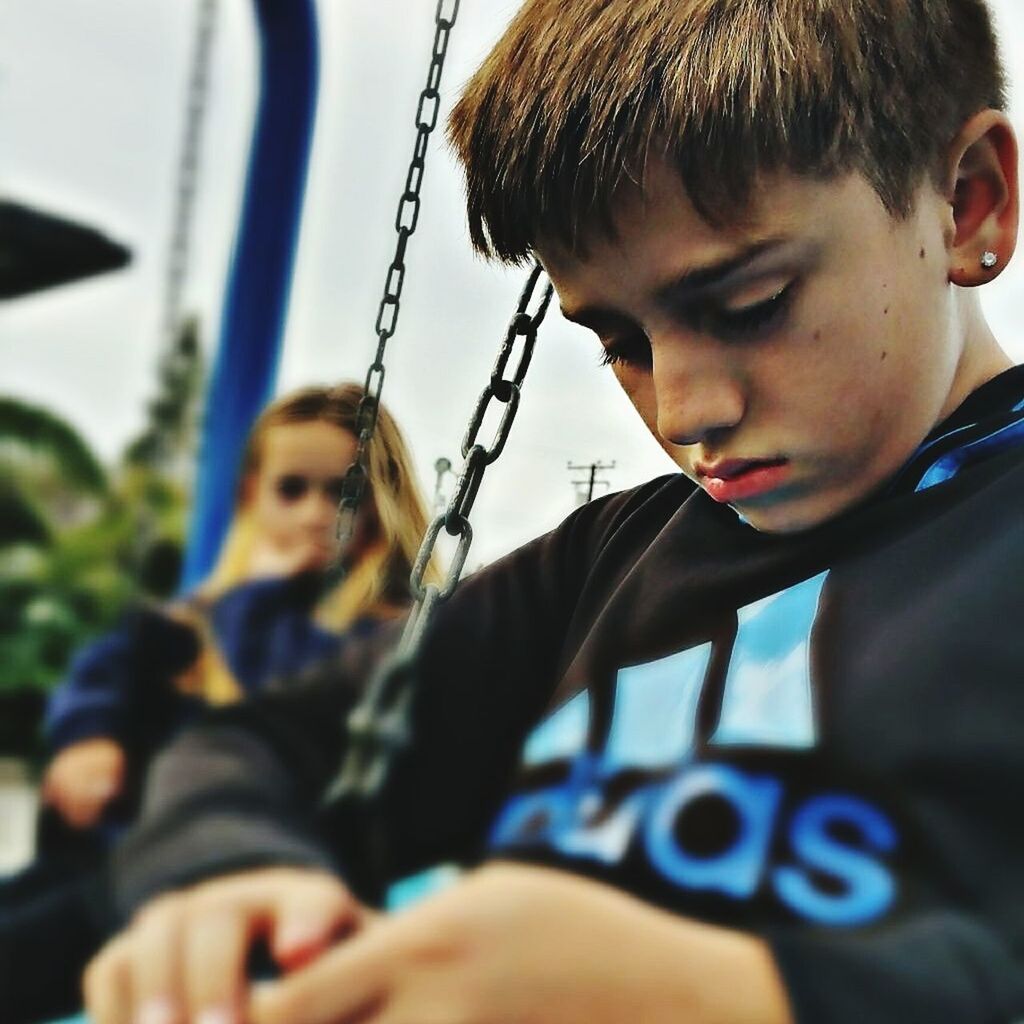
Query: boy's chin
729 490 845 535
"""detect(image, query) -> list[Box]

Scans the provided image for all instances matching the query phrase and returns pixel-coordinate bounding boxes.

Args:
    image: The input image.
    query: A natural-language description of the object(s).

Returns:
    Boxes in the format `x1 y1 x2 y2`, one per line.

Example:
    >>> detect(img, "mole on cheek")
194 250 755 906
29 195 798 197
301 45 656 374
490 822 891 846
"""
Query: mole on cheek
813 330 822 341
884 307 890 316
920 247 926 259
881 351 888 361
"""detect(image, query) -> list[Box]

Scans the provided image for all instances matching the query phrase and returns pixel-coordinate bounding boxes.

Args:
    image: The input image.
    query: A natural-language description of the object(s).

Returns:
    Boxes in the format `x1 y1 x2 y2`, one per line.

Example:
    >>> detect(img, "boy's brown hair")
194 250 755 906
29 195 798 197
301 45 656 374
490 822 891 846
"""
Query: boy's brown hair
448 0 1007 263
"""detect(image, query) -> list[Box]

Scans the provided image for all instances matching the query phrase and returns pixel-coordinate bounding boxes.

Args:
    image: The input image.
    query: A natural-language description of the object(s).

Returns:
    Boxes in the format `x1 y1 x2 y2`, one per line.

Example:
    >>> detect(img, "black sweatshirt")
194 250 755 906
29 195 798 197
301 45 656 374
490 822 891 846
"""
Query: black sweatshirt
112 366 1024 1024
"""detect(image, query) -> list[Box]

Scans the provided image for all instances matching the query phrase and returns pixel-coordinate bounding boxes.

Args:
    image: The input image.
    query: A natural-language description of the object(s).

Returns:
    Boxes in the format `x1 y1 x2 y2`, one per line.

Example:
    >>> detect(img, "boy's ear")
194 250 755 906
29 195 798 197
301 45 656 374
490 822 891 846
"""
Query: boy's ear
945 110 1019 288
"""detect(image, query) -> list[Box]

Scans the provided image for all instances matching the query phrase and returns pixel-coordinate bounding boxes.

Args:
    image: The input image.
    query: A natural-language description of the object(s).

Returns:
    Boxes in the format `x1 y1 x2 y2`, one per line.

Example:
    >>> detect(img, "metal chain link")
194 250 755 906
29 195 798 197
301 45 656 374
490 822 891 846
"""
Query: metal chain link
335 0 462 549
325 264 554 805
160 0 218 354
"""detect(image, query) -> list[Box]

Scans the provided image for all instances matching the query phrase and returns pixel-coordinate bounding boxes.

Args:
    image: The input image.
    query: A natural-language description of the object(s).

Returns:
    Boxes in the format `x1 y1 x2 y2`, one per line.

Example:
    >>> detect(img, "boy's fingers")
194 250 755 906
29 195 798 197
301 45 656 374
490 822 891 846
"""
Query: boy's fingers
182 907 250 1023
248 934 390 1024
83 870 360 1024
134 996 181 1024
269 877 363 968
83 938 133 1024
129 902 186 1023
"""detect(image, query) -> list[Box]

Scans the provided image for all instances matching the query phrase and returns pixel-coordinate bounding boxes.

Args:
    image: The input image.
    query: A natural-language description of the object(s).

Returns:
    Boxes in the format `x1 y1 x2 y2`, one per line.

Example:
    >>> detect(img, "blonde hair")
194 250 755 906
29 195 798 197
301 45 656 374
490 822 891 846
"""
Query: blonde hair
181 383 438 704
448 0 1008 261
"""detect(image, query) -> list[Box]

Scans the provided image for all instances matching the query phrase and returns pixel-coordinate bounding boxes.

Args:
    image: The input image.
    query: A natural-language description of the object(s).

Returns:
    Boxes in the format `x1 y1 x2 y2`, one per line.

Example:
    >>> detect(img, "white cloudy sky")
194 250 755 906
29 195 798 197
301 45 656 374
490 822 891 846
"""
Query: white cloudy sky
3 0 1024 567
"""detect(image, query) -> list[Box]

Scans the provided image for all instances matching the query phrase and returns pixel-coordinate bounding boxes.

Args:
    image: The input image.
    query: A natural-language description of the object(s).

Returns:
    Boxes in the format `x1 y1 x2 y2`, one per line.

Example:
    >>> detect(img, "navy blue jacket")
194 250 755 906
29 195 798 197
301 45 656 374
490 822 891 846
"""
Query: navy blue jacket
46 572 377 772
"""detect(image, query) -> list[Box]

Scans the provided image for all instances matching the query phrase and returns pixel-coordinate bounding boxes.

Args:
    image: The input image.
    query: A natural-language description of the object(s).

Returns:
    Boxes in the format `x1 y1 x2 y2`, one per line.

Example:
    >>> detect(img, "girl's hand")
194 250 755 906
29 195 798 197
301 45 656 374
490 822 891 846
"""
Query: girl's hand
246 534 336 581
41 736 126 829
247 863 793 1024
83 867 372 1024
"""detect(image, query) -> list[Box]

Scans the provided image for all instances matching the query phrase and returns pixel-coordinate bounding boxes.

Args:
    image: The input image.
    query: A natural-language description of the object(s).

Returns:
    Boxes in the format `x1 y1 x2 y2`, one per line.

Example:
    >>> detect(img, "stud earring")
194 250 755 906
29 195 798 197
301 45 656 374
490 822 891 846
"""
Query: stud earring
981 251 999 269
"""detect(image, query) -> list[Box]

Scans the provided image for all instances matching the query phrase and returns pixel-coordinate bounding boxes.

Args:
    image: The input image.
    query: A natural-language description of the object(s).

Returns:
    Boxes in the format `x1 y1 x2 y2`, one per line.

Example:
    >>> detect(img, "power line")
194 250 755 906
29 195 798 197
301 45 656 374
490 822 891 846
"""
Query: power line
567 460 616 503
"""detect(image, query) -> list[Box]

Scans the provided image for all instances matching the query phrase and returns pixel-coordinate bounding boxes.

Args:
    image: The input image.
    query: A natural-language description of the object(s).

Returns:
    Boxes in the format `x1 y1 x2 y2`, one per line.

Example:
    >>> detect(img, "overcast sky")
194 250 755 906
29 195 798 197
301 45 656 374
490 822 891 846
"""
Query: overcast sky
3 0 1024 568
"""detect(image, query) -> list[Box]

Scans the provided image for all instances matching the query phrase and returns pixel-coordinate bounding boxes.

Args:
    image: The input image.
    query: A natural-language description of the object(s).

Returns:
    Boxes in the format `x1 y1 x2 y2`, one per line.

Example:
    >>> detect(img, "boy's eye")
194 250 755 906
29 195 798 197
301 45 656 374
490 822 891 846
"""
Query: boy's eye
702 283 794 340
598 282 795 367
599 331 651 368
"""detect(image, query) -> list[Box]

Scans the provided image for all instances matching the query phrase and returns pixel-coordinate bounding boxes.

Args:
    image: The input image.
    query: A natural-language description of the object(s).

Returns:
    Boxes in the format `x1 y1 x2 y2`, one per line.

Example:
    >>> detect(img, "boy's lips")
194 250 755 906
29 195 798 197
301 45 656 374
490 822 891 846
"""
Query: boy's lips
695 457 791 504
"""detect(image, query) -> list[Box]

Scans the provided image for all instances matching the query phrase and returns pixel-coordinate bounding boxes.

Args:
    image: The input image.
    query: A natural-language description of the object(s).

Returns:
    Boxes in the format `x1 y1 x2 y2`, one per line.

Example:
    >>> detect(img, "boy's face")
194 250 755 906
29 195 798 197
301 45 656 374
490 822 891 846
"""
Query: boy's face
539 160 975 532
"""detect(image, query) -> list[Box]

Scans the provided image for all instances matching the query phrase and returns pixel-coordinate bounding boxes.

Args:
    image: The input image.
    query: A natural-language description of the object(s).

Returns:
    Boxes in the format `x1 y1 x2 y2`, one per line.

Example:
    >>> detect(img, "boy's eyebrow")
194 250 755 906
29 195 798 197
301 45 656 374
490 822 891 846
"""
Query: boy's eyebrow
560 238 787 328
654 238 786 302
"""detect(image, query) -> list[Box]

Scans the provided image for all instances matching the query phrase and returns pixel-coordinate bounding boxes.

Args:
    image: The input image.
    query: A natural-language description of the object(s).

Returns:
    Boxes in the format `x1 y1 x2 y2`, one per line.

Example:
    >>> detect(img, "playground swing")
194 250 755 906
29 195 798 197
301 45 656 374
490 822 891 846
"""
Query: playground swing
151 0 553 901
17 2 546 1021
29 3 544 1019
315 0 555 901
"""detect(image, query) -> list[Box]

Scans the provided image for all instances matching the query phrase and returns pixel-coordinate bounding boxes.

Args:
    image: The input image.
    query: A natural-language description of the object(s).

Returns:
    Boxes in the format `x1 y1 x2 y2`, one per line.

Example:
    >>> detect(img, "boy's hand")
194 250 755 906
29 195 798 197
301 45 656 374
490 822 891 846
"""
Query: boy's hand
248 863 794 1024
41 737 126 828
83 867 371 1024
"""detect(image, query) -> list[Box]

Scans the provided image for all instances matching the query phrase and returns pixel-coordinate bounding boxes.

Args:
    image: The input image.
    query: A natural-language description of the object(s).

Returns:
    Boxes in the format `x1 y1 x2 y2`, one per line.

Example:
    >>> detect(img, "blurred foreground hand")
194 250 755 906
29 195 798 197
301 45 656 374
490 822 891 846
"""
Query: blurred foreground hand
84 867 369 1024
86 862 791 1024
244 863 791 1024
42 737 126 829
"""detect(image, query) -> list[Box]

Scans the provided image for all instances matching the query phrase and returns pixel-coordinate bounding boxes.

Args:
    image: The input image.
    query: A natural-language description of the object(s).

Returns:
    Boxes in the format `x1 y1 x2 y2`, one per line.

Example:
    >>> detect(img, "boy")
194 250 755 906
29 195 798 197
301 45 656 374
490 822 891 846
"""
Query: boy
85 1 1024 1022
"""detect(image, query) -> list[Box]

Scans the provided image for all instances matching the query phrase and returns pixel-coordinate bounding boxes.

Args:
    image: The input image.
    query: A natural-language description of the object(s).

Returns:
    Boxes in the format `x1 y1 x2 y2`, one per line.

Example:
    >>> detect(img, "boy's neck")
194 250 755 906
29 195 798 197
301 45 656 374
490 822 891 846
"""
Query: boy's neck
942 291 1014 422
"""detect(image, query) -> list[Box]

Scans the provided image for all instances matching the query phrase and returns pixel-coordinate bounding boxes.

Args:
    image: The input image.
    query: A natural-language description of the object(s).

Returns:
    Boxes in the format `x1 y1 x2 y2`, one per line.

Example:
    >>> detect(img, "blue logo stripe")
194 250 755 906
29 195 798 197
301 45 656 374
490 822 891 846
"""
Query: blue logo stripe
711 572 827 750
605 643 712 770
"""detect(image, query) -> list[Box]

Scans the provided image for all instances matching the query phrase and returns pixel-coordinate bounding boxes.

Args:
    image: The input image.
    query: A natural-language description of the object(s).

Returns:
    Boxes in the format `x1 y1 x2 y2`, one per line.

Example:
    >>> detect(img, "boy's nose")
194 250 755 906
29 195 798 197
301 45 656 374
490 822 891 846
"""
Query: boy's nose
652 344 745 447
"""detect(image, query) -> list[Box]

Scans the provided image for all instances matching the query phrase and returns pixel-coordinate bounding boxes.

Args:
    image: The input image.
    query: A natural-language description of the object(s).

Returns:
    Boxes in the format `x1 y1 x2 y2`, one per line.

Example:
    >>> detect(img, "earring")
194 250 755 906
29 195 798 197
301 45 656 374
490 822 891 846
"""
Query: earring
981 251 999 269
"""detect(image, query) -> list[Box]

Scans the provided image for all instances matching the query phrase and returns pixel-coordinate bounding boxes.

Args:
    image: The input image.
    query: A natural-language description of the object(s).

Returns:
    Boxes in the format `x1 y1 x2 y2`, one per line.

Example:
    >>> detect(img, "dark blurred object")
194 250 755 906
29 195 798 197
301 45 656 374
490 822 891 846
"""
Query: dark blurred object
0 811 110 1023
0 199 131 300
0 688 46 759
136 539 184 600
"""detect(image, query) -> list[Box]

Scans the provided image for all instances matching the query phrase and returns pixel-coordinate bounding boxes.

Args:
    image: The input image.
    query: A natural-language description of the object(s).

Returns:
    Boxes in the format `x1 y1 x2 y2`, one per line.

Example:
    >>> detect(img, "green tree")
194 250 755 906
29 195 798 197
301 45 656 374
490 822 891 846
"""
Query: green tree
0 318 204 714
0 398 128 698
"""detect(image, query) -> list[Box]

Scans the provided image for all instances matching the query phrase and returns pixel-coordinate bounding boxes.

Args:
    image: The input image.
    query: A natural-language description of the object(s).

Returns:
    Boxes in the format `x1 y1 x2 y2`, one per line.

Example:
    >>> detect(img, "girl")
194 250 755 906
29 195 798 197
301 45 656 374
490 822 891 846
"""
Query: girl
41 381 437 834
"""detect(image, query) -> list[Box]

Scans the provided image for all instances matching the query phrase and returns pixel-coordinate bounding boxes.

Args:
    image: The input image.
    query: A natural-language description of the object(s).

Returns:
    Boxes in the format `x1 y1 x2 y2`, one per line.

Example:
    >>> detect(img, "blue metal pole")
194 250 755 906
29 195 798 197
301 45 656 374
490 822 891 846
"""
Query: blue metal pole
181 0 320 589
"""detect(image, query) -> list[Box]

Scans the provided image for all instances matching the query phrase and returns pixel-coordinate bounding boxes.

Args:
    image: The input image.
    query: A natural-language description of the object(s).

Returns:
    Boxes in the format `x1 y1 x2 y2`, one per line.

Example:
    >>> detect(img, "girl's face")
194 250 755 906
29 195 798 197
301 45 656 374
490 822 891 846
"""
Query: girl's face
246 420 359 573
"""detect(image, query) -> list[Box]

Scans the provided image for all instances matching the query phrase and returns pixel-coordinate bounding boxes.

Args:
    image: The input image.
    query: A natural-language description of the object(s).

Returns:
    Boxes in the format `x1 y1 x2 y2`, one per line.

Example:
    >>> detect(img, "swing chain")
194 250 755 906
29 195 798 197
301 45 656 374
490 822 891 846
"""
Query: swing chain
335 0 462 548
417 265 554 598
324 265 554 807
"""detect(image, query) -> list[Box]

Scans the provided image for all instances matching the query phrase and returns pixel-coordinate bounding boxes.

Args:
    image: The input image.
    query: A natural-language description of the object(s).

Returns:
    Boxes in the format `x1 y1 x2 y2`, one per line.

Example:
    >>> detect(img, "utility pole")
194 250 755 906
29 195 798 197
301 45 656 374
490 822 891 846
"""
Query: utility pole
567 460 616 504
433 456 454 512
